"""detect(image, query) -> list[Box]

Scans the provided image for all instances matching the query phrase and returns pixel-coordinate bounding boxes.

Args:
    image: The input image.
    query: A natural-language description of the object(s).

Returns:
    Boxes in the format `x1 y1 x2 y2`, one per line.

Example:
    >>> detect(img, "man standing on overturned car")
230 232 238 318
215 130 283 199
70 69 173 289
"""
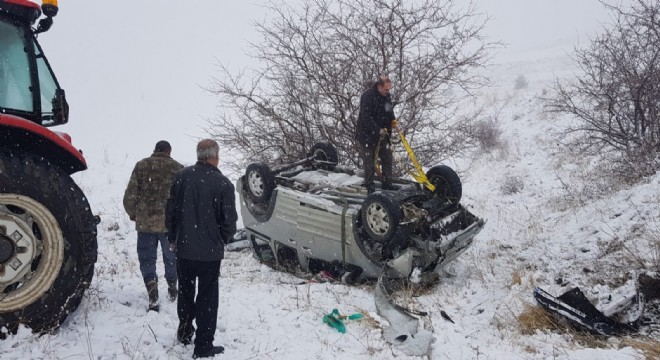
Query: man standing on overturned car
355 73 397 194
166 139 238 358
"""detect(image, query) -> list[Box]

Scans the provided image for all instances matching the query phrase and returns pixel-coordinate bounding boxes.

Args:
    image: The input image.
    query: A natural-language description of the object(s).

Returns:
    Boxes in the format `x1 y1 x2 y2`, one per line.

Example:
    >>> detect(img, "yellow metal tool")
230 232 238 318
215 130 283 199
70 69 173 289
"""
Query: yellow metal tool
375 120 436 192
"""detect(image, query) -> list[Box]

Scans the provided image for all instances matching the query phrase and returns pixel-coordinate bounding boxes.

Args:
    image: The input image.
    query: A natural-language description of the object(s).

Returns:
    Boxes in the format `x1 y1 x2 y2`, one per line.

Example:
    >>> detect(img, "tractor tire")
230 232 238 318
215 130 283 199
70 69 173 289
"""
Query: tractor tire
426 165 462 206
0 151 97 335
308 142 338 170
361 192 404 244
244 162 275 203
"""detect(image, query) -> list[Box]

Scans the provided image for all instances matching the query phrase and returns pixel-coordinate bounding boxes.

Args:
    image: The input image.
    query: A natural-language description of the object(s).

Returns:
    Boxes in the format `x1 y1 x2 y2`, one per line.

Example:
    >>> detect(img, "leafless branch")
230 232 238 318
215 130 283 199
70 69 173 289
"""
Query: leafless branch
206 0 497 173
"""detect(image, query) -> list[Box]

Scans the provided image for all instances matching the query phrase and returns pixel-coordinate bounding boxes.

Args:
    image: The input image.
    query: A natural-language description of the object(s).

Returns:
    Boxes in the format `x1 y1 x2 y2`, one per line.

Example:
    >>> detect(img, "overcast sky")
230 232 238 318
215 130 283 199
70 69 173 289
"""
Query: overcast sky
38 0 617 165
476 0 613 57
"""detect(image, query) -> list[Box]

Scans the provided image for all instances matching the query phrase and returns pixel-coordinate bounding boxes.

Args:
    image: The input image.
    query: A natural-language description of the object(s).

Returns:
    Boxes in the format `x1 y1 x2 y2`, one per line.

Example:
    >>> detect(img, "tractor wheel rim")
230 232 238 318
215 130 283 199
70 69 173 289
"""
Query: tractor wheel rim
0 194 64 311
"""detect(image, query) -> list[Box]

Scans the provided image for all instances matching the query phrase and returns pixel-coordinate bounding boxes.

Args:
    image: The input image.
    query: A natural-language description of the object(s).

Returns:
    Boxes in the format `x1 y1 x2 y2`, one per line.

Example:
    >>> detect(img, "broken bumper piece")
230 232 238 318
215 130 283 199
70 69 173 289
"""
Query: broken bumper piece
534 287 639 336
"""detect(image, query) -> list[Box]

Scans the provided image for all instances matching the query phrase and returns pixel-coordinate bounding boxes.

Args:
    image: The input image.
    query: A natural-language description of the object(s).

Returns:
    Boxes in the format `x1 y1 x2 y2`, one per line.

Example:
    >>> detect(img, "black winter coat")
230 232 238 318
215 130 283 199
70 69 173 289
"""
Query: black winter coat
355 85 395 148
165 162 238 262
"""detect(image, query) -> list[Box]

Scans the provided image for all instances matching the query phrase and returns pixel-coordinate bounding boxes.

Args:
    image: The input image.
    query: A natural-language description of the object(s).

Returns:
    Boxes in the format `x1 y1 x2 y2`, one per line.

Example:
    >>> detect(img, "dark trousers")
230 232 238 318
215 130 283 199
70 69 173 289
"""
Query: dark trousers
360 141 393 189
176 257 221 352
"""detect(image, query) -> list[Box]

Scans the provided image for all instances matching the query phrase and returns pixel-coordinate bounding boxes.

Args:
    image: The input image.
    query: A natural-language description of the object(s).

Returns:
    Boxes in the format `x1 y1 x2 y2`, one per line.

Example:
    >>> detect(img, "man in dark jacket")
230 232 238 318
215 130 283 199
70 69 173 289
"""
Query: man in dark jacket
123 140 183 312
165 139 237 358
355 74 396 193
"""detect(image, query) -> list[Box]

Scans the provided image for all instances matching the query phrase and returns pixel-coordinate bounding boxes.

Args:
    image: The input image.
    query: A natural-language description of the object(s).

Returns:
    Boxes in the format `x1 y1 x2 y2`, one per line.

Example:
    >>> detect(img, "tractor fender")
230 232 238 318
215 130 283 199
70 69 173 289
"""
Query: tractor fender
0 114 87 174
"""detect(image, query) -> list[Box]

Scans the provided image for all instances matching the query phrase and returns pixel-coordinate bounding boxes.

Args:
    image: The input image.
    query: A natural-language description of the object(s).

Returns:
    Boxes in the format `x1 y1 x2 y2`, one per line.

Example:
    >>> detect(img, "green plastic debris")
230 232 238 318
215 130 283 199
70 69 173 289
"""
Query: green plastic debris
347 313 364 321
322 309 364 333
323 309 346 333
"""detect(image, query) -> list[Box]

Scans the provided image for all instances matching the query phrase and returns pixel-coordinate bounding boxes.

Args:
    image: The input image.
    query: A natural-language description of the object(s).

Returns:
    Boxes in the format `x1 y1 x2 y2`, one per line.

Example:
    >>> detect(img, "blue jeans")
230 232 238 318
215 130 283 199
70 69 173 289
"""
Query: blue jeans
137 232 177 284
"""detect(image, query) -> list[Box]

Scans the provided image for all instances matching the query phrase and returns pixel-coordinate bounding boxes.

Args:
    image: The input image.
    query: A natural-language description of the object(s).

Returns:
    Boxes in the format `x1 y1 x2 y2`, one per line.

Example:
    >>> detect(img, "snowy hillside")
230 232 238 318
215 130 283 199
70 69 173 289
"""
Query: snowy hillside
1 43 658 359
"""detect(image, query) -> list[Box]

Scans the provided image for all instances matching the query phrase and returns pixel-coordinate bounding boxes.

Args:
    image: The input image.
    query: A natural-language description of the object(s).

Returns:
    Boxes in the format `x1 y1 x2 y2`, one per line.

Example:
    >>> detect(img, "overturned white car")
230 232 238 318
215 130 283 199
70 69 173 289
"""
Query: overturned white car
237 142 485 283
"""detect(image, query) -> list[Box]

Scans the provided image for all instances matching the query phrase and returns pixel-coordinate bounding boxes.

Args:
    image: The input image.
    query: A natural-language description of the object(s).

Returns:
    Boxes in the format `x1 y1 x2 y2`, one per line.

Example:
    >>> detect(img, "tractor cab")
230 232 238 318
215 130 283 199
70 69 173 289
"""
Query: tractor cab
0 0 67 127
0 0 98 337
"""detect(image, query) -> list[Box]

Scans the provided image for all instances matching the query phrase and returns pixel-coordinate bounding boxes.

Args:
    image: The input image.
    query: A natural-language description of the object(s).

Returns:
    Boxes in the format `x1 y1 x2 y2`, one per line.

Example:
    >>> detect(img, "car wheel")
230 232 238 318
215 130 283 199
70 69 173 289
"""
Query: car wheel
245 163 275 203
361 192 403 244
308 142 338 170
0 152 97 335
426 165 462 205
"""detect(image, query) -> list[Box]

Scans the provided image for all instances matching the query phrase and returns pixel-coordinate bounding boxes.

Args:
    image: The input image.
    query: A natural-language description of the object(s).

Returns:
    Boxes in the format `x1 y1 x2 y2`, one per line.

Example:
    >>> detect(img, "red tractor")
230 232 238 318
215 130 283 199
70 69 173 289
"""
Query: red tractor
0 0 98 336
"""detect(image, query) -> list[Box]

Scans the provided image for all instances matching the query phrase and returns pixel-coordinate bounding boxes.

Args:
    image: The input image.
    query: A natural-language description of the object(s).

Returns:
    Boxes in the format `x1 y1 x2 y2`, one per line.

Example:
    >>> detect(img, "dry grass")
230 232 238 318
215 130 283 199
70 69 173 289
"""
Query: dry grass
518 304 611 348
518 303 605 347
510 269 522 287
352 307 382 329
620 338 660 359
518 304 611 349
518 303 659 358
500 175 524 195
517 303 564 335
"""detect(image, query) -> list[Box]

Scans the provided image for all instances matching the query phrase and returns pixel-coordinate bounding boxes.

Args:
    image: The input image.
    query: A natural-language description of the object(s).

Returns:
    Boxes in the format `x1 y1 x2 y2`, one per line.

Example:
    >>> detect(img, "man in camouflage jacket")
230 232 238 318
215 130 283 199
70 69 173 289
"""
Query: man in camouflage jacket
123 140 183 311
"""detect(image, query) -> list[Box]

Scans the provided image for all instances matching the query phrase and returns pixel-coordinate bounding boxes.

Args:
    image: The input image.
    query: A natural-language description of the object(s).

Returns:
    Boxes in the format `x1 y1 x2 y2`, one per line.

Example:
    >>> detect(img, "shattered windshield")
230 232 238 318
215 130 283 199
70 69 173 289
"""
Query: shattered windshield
0 19 32 113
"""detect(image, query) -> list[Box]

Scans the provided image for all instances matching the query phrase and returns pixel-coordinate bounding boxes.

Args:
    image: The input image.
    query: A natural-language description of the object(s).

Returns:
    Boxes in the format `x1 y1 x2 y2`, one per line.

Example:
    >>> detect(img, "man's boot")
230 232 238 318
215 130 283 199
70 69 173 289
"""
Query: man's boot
177 321 195 345
146 279 160 312
167 279 177 302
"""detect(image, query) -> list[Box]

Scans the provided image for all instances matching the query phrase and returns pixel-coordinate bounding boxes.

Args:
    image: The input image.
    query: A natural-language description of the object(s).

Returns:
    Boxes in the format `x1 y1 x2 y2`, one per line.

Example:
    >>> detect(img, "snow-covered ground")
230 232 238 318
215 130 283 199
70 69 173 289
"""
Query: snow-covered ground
2 46 658 359
2 1 659 359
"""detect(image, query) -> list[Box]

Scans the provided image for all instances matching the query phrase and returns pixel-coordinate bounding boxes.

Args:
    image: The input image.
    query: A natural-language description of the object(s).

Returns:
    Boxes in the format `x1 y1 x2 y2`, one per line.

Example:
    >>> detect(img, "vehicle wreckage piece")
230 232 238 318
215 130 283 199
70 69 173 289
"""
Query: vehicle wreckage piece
534 287 641 336
374 250 433 357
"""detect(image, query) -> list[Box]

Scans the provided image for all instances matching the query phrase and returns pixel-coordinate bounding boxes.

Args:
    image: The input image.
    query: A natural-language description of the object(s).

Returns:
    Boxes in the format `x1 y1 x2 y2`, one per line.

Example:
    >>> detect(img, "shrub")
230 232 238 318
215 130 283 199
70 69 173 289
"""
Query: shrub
514 74 528 90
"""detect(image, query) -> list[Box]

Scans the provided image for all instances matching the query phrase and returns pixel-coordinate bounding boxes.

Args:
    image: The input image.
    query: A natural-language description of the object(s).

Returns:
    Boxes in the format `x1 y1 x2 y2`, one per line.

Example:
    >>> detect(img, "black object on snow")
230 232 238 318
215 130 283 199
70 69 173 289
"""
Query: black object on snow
534 287 638 336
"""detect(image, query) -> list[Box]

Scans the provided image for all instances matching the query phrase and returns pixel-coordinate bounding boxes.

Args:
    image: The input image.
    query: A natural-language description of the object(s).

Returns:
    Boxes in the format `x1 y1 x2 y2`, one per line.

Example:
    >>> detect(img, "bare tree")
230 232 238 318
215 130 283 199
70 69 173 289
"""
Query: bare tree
546 0 660 174
206 0 493 173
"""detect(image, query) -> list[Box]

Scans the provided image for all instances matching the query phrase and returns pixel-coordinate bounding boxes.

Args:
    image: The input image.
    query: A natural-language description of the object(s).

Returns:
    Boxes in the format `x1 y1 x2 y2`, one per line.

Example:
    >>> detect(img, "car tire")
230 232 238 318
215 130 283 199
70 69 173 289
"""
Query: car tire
245 163 276 203
361 192 403 244
308 142 338 170
0 151 97 335
426 165 462 206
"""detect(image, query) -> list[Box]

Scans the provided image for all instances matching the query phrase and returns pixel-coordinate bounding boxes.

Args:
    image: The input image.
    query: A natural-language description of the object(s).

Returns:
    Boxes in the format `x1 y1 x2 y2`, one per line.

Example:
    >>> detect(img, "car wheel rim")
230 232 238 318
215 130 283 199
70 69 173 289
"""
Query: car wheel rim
314 150 327 161
365 203 390 236
248 171 264 197
0 194 64 311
